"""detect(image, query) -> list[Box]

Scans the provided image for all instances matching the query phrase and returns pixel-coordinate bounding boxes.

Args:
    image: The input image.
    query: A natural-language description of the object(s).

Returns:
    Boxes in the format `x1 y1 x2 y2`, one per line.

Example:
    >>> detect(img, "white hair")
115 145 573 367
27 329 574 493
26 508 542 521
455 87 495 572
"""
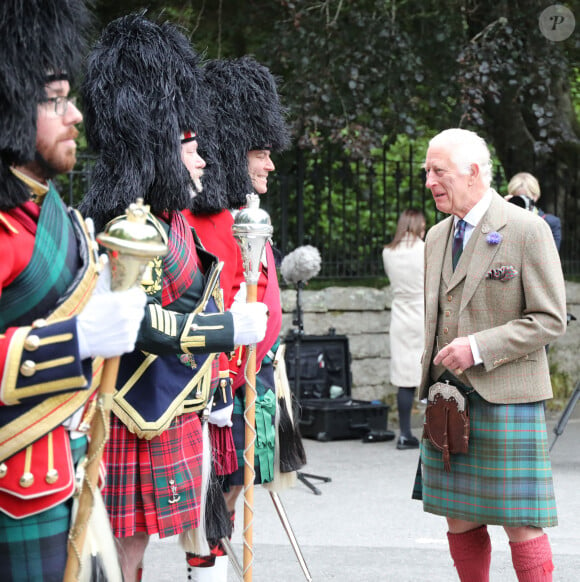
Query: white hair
429 128 492 188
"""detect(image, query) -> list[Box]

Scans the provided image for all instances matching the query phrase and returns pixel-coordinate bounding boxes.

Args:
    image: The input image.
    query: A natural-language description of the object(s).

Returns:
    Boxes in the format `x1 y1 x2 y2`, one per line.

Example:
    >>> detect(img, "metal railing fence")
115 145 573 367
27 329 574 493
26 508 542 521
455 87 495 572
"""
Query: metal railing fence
59 145 579 280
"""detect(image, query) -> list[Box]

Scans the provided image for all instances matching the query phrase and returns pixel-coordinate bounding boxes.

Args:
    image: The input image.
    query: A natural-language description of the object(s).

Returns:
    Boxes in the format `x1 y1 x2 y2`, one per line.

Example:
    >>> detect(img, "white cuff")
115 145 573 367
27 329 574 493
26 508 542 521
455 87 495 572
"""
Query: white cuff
468 334 483 365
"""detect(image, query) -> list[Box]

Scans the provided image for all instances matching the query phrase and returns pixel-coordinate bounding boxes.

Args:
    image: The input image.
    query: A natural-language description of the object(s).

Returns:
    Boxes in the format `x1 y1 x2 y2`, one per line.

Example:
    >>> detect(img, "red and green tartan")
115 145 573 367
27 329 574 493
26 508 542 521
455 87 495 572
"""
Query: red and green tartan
102 412 204 538
419 391 557 527
161 212 200 307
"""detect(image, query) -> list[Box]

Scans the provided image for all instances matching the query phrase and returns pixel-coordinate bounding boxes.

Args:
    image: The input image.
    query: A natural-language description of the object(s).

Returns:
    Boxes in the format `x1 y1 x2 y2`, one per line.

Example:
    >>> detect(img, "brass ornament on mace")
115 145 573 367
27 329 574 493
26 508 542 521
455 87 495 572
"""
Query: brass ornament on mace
97 197 168 291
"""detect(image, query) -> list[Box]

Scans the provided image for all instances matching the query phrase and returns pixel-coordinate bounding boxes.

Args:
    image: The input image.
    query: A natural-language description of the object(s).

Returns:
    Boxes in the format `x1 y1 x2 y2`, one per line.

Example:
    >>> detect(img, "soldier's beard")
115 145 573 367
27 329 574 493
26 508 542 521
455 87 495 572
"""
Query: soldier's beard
33 151 60 180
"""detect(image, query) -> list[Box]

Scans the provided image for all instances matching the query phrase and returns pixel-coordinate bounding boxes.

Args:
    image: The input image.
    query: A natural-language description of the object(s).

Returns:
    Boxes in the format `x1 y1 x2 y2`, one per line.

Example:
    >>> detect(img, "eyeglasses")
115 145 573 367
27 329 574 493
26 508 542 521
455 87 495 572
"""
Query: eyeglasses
40 96 77 116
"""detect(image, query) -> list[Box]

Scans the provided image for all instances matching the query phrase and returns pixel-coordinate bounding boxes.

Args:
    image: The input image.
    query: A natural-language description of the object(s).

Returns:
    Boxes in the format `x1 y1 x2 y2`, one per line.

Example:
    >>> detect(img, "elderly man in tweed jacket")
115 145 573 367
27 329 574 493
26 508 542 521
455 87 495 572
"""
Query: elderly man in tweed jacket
417 128 566 582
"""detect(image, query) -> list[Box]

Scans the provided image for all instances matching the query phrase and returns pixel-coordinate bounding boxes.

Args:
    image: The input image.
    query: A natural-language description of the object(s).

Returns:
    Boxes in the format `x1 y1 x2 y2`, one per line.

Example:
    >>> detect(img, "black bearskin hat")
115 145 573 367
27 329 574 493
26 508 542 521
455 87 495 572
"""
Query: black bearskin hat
190 56 291 214
0 0 91 210
79 13 210 231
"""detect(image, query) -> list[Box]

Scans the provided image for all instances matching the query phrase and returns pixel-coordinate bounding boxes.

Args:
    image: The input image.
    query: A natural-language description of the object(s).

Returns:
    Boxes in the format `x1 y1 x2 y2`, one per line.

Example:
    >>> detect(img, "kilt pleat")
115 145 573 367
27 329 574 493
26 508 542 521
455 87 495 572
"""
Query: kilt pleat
0 435 86 582
103 413 204 538
420 392 557 527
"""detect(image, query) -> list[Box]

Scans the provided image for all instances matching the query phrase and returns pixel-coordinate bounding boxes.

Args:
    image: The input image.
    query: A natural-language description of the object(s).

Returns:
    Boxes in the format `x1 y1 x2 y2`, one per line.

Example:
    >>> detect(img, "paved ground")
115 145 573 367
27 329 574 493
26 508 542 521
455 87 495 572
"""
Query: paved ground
143 411 580 581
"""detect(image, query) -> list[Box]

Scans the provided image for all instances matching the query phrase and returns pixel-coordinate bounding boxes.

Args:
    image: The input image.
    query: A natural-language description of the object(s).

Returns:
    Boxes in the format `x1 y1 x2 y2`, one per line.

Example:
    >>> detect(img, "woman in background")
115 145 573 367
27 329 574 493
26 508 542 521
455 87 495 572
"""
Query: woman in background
382 209 426 450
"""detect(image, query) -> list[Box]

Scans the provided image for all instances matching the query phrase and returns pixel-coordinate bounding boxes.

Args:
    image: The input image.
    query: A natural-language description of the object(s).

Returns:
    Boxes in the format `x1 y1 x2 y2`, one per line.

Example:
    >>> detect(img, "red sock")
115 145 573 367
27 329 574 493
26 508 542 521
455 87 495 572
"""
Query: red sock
510 534 554 582
447 526 492 582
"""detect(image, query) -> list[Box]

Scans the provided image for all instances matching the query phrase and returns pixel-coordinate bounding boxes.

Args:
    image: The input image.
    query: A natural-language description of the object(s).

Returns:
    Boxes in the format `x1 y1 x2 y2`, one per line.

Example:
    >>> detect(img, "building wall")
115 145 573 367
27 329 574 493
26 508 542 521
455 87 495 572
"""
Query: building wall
280 282 580 403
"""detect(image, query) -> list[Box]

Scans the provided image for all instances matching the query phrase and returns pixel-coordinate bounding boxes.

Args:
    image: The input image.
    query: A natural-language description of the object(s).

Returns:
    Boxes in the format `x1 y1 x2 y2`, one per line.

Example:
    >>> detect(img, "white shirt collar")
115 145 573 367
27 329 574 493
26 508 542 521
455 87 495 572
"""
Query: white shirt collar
454 188 493 229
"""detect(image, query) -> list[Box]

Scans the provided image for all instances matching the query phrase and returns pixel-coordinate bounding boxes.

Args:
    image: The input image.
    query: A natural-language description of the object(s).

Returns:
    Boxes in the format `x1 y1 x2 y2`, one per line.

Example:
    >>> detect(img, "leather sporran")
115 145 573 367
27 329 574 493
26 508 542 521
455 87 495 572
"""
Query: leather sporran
424 381 470 472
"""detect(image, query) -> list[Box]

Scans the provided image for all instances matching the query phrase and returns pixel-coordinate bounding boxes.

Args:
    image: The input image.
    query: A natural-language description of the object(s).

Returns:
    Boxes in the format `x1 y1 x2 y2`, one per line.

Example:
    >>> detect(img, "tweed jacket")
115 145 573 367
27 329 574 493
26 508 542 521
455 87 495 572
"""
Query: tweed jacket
419 191 567 404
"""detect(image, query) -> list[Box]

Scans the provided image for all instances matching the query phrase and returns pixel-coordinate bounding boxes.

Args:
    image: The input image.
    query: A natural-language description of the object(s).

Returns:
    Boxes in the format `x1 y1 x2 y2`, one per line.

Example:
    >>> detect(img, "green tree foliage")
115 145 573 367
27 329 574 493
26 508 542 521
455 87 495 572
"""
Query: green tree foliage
454 1 579 210
88 1 579 276
92 1 579 176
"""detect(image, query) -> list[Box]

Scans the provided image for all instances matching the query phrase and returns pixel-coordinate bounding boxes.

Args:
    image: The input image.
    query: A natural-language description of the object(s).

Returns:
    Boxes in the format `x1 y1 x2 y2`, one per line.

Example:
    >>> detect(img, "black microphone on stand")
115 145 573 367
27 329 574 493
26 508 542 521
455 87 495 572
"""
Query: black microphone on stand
281 246 331 495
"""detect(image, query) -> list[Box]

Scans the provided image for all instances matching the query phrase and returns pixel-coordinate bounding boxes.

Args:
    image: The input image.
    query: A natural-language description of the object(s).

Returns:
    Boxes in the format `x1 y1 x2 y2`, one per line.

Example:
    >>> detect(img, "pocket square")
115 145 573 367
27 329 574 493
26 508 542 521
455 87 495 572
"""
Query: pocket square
486 265 518 281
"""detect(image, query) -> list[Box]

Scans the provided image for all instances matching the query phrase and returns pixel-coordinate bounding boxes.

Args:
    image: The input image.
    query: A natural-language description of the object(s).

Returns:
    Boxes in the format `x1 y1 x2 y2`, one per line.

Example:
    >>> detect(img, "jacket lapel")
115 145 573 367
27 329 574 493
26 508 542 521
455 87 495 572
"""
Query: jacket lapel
460 192 507 312
423 217 453 375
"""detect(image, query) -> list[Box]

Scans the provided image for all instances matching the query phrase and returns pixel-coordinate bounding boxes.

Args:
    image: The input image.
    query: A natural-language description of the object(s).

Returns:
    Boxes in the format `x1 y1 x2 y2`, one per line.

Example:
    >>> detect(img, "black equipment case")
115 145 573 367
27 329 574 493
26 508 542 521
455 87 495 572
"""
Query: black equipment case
284 332 391 442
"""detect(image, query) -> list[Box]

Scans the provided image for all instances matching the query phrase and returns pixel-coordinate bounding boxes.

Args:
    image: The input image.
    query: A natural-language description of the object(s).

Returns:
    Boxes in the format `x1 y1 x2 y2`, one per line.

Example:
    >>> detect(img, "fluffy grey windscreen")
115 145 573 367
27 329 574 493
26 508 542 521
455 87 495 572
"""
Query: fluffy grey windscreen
280 245 322 284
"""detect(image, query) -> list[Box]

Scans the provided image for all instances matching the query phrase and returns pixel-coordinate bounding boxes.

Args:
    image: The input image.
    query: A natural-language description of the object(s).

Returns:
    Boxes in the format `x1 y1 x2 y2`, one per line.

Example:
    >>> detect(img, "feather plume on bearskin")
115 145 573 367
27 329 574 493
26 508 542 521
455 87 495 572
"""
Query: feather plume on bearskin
79 13 209 231
190 56 291 214
0 0 92 209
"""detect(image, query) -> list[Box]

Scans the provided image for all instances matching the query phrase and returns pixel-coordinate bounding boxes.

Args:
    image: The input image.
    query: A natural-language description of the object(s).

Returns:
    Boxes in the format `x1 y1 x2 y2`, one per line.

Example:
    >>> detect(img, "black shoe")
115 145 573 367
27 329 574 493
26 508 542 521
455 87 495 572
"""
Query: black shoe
396 435 420 450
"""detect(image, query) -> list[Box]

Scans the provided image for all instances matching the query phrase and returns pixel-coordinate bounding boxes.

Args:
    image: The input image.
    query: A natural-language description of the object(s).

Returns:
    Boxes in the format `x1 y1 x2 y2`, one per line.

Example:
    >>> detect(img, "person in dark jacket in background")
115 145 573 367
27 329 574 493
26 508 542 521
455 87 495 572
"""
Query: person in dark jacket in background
507 172 561 251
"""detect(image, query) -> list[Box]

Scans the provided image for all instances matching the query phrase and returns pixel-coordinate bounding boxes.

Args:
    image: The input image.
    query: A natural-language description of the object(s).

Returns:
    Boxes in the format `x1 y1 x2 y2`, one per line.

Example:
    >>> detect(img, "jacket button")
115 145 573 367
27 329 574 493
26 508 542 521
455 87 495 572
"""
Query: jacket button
0 463 6 478
20 360 37 377
24 335 40 351
19 472 34 488
32 318 47 328
443 327 449 334
447 295 453 302
445 310 450 317
45 469 59 485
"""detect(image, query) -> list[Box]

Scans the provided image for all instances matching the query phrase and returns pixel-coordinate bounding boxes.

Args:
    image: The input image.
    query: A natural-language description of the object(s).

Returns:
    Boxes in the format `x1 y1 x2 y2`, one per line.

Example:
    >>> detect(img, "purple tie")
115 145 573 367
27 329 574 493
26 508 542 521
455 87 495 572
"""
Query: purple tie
452 219 467 270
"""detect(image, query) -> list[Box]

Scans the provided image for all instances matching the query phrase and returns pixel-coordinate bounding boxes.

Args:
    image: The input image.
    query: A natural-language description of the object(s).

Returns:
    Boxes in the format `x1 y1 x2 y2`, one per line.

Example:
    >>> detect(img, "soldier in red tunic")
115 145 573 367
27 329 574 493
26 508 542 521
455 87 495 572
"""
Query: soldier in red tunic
183 56 306 581
0 2 146 580
79 16 268 582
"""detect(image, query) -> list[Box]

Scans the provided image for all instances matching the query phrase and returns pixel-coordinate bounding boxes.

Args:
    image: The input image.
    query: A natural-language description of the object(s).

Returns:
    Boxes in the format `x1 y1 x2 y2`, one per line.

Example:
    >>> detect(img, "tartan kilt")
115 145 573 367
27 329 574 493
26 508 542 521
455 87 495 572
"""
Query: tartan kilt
103 412 204 538
419 391 557 527
0 435 86 582
223 362 276 487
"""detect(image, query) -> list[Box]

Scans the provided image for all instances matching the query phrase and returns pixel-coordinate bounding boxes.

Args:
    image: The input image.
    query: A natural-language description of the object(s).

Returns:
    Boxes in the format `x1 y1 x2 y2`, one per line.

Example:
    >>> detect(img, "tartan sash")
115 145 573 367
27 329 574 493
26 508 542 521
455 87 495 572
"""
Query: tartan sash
0 184 80 331
161 212 200 307
0 186 98 462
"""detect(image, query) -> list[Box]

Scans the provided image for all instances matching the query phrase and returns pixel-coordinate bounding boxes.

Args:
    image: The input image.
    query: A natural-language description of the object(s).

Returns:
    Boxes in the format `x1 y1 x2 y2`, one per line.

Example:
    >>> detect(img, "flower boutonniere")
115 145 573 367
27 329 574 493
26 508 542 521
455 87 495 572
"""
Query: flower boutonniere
486 231 502 245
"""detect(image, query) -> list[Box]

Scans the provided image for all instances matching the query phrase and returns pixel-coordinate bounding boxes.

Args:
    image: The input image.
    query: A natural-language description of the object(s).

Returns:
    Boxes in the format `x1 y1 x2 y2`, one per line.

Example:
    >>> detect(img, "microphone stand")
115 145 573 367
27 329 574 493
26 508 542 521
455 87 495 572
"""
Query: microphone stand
290 281 331 495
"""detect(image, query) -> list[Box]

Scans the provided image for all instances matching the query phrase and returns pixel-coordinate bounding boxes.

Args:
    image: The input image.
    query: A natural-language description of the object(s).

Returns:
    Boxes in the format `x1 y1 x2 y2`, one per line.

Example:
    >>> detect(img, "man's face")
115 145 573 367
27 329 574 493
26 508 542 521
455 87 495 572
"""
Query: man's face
32 80 82 180
247 149 275 194
424 144 473 217
181 139 206 196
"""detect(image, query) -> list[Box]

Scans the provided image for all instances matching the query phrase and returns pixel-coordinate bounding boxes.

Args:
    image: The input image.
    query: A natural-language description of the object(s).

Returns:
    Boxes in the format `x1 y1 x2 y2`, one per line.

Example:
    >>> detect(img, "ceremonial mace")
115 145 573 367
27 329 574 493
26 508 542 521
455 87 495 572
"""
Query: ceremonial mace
232 194 273 581
64 199 168 582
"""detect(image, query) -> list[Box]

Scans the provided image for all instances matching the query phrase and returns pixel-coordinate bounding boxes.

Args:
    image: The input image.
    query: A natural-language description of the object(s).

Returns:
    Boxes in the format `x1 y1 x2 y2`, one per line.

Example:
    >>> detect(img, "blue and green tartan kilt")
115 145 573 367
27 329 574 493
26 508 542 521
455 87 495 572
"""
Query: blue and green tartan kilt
223 362 276 487
0 435 87 582
102 412 204 539
418 391 557 528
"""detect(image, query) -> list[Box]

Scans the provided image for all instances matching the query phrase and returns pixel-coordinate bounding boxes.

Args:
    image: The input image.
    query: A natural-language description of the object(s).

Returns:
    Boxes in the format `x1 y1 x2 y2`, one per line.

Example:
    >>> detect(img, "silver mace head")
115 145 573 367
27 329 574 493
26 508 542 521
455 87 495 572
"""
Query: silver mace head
97 198 169 291
232 193 273 285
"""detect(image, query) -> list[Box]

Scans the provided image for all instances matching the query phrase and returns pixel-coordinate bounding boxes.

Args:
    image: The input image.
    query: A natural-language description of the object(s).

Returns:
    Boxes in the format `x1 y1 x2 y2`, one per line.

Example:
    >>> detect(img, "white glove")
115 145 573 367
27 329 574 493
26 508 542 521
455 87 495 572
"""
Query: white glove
93 254 112 295
77 284 147 359
230 301 268 346
209 403 234 427
232 282 247 304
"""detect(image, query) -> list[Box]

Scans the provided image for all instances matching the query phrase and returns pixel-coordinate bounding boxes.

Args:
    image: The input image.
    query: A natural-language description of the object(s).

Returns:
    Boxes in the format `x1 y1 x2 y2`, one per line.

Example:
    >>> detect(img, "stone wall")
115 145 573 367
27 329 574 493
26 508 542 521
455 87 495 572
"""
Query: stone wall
280 282 580 403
